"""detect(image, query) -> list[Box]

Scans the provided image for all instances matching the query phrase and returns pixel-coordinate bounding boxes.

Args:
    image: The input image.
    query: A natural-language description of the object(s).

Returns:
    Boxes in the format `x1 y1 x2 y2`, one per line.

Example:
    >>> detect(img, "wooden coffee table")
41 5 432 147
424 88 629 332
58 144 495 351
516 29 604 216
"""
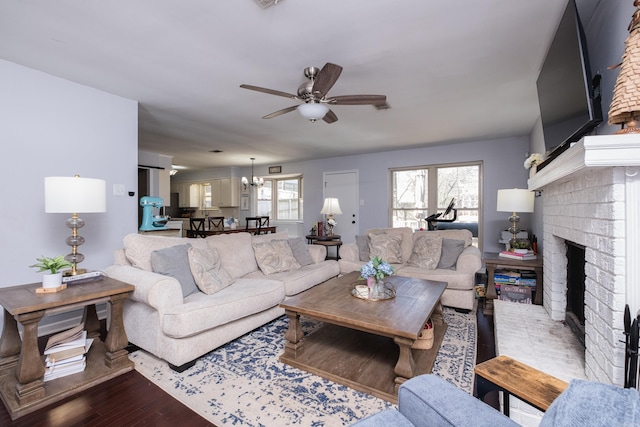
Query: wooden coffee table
279 272 447 403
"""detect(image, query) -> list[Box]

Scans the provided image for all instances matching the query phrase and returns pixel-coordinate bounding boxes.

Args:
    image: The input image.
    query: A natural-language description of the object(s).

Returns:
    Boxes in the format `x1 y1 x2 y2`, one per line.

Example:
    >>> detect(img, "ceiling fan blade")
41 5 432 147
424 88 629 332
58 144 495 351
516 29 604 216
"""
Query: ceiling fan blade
323 109 338 124
240 84 299 100
327 95 387 105
262 105 298 119
312 63 343 98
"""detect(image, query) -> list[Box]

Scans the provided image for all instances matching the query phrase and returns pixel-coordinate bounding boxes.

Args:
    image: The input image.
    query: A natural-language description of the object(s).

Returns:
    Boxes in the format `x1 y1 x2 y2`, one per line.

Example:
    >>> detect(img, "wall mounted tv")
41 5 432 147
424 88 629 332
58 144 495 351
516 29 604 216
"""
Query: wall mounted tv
536 0 602 169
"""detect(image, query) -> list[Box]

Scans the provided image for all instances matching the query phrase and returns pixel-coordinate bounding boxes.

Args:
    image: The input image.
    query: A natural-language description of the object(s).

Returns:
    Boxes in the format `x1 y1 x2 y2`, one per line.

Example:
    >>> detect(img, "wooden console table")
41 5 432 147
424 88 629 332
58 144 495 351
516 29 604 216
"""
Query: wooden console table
0 277 134 419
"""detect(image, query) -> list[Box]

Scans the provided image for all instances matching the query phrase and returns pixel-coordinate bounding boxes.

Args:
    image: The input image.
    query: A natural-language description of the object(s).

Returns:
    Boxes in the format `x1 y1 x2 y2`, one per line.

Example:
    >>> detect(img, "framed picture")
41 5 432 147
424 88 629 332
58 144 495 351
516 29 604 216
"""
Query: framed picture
240 195 249 211
269 165 282 174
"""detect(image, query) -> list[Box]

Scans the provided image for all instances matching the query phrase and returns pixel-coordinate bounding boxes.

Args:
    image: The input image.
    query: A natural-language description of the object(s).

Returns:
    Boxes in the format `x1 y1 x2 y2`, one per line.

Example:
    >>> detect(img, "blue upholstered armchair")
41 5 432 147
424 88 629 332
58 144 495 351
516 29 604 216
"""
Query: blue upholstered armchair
352 374 640 427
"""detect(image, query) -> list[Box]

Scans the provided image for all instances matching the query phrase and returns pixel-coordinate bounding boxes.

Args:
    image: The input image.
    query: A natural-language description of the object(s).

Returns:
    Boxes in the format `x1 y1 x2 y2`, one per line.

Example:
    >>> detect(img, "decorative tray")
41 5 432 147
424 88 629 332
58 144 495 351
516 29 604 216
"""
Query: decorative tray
350 281 396 301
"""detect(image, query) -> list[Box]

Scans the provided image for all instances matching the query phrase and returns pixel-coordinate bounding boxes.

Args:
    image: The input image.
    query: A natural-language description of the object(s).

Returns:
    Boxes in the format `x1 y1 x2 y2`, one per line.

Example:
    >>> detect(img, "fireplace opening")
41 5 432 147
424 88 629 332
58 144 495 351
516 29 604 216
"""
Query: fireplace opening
566 241 586 347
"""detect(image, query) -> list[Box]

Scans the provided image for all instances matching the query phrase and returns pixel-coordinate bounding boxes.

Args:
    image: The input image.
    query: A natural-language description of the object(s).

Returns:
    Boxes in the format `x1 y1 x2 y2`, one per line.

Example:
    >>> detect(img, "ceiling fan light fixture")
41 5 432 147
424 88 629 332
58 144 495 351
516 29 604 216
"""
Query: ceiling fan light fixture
297 103 329 121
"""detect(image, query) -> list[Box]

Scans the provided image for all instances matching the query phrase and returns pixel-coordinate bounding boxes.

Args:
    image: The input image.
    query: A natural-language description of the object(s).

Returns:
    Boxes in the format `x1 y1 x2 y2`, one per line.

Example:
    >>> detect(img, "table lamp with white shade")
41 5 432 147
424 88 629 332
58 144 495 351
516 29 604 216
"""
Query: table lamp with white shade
496 188 534 249
320 197 342 236
45 175 106 276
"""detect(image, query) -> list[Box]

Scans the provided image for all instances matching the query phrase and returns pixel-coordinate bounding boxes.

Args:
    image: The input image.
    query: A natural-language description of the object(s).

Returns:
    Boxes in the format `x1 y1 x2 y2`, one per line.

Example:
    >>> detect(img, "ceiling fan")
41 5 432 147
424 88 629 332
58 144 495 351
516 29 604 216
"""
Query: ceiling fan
240 63 387 123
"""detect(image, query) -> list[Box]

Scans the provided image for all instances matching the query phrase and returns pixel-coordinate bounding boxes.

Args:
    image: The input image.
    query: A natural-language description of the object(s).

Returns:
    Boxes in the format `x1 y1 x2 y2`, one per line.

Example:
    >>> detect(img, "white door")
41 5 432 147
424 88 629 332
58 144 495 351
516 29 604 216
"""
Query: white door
324 171 358 244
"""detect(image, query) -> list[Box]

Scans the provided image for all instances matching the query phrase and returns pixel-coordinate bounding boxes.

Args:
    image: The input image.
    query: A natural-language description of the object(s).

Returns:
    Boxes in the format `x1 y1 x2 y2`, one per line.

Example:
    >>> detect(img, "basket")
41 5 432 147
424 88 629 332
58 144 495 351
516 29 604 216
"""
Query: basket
412 318 434 350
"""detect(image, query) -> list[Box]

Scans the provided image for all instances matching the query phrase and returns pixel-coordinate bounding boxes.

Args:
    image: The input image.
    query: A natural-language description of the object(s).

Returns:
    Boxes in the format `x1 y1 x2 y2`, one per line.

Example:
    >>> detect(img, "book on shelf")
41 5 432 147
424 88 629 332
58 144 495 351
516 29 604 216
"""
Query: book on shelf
43 357 87 381
499 250 537 260
45 338 94 363
44 322 85 352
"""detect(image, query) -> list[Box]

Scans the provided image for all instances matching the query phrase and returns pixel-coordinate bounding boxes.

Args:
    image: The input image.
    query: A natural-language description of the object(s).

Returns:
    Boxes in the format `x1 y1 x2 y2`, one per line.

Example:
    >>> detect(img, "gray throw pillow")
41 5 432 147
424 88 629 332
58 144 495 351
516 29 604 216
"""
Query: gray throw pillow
355 235 370 262
288 237 314 266
437 238 466 269
150 244 199 297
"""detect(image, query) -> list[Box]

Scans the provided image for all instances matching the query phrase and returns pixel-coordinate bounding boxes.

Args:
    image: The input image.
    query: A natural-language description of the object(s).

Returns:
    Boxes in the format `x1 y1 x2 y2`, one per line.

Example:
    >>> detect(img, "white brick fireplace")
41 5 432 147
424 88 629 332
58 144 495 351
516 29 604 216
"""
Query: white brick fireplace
529 134 640 385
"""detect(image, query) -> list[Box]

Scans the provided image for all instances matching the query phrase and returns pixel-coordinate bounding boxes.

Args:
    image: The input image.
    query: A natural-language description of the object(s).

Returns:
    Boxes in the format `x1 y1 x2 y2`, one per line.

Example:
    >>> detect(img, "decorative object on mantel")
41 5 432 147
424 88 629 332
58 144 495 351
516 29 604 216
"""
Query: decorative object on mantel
30 254 72 292
524 153 544 178
320 197 342 236
496 188 535 250
44 176 107 276
608 0 640 134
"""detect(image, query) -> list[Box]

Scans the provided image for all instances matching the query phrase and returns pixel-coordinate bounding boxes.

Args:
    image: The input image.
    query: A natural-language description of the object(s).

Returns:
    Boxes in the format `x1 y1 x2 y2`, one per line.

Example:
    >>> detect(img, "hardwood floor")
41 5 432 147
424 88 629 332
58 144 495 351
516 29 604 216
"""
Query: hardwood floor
0 301 498 426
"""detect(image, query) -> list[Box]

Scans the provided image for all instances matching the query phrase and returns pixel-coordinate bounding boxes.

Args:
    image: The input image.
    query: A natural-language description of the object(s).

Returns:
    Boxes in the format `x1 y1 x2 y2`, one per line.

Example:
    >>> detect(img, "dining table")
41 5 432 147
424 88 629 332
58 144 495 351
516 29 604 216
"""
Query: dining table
186 226 276 238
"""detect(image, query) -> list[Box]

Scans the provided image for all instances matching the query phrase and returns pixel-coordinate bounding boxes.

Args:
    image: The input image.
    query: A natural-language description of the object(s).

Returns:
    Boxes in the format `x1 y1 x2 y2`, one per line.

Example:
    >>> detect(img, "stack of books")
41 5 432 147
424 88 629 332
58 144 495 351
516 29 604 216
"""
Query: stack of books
43 322 93 381
498 250 537 260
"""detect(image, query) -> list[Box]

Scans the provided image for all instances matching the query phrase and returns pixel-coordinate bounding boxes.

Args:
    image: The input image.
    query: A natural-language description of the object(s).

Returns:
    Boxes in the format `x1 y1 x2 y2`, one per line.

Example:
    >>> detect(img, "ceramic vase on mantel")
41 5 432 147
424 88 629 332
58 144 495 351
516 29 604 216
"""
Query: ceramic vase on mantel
42 272 63 289
529 165 537 179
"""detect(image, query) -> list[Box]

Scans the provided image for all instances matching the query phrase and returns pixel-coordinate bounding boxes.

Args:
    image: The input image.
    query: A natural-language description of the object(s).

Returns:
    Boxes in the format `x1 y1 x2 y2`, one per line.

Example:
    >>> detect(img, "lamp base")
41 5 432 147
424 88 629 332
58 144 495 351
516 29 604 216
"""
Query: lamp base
63 268 87 277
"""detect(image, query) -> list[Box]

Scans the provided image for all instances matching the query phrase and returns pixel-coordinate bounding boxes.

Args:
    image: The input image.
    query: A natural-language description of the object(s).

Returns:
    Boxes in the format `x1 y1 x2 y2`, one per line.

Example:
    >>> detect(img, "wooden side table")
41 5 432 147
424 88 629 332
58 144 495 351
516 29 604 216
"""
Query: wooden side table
483 252 543 314
0 276 134 420
312 240 342 260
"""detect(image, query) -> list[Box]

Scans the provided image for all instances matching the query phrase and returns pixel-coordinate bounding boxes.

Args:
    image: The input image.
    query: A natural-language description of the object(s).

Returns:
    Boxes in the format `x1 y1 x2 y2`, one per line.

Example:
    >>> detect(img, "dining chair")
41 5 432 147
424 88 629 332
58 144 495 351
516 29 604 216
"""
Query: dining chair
207 216 225 231
189 218 207 238
245 217 263 235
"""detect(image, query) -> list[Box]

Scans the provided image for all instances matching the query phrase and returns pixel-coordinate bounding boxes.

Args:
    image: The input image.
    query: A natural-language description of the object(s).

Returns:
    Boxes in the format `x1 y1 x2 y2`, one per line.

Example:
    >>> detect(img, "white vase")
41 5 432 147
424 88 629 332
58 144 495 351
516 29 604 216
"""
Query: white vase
230 222 237 229
529 165 537 179
42 272 63 289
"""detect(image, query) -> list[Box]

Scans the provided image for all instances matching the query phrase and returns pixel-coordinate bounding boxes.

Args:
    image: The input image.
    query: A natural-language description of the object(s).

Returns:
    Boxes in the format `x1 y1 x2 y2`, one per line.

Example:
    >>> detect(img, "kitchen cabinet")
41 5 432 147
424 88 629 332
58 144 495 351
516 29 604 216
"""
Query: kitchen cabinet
212 178 240 207
172 182 200 208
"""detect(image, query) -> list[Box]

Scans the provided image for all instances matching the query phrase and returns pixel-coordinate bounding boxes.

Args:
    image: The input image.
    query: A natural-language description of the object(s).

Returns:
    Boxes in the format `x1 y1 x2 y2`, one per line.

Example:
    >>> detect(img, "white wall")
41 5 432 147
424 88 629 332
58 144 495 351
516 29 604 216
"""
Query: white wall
0 60 139 329
174 135 531 253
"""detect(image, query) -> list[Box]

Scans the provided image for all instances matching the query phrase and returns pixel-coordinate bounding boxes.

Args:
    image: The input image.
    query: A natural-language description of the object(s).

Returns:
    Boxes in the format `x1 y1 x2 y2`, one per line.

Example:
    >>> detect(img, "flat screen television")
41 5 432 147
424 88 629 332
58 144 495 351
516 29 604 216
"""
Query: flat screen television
536 0 602 169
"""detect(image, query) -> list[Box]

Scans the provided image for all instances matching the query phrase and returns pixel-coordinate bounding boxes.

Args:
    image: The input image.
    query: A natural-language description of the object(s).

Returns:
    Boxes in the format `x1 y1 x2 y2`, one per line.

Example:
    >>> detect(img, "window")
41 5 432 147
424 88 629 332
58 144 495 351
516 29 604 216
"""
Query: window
391 162 482 246
256 176 303 220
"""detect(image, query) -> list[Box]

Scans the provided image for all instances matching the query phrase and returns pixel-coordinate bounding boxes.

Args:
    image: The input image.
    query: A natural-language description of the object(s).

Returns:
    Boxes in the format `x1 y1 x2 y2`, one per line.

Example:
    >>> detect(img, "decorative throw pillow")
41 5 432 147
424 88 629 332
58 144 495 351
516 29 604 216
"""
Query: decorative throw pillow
187 246 234 294
437 238 466 269
368 233 403 263
355 234 371 262
253 239 302 275
287 237 314 266
407 235 443 270
150 244 199 297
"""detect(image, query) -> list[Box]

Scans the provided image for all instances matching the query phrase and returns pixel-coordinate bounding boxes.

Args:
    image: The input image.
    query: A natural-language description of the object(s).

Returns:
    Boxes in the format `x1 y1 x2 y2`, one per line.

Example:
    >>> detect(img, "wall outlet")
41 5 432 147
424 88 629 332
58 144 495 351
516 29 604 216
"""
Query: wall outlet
113 184 126 196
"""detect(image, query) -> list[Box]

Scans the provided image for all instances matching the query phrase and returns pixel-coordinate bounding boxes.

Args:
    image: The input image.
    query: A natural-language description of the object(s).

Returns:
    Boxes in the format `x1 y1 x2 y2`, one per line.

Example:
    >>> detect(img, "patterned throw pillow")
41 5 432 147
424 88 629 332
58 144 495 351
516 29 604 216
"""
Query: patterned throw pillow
368 233 403 263
253 239 302 275
187 247 234 295
407 235 443 270
437 238 466 269
150 244 199 297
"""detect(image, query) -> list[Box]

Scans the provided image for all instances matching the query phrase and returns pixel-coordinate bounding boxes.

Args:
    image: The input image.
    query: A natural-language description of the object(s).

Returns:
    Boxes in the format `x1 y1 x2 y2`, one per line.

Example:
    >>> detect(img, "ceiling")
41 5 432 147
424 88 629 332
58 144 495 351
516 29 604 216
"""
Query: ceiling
0 0 572 170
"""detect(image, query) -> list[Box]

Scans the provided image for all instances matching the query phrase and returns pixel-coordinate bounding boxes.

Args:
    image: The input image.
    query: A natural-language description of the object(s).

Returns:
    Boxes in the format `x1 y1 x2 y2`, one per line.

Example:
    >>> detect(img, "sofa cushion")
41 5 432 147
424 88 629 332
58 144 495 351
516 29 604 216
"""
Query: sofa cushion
368 233 403 263
244 260 340 296
150 243 199 297
437 238 466 269
188 246 234 294
253 239 301 275
123 233 207 272
355 235 371 262
368 227 414 263
407 235 442 270
288 237 314 266
205 232 258 279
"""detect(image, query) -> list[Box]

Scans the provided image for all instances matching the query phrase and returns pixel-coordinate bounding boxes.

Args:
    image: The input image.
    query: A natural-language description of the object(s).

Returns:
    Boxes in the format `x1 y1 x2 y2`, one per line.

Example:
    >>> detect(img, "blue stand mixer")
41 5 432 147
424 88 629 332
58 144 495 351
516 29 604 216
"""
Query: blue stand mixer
139 196 169 231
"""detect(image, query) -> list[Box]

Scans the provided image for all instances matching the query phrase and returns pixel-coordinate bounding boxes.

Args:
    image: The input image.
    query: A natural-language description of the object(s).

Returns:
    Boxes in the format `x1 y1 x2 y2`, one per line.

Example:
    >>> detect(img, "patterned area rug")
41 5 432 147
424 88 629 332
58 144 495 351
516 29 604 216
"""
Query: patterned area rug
130 307 476 426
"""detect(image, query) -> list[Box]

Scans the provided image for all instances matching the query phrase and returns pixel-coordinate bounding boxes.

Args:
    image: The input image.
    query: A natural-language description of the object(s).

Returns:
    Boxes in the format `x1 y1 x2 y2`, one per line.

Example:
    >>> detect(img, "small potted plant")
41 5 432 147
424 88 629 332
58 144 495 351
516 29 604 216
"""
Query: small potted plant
30 255 72 289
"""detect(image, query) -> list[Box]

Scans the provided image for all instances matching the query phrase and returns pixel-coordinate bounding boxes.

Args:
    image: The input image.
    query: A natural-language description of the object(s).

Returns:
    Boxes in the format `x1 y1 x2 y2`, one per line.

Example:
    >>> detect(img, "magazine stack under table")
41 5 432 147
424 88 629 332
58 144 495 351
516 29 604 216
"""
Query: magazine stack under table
43 322 93 381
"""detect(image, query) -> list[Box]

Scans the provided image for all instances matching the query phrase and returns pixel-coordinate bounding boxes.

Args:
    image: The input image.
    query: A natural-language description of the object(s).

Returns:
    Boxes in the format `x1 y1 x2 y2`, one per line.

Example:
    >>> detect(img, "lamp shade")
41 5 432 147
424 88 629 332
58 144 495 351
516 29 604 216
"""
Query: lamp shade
297 103 329 120
45 176 107 213
496 189 534 213
320 197 342 215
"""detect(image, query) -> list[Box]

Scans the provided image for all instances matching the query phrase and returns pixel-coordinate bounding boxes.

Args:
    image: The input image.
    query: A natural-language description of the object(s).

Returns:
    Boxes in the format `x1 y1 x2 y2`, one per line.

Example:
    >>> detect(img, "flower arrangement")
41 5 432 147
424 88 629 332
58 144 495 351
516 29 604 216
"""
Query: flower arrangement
327 218 337 227
524 153 544 170
226 217 238 226
360 256 394 281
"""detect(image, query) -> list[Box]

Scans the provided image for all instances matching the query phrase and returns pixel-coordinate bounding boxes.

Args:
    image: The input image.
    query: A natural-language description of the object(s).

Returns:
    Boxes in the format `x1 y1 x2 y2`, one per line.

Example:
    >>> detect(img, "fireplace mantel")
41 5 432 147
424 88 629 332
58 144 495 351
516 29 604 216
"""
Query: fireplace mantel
528 134 640 191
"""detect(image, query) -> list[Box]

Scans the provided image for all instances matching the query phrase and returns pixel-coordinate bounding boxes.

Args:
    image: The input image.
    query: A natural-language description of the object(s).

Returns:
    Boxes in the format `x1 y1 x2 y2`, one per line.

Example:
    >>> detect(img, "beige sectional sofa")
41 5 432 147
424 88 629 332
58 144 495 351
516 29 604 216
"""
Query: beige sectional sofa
105 231 339 371
339 227 481 310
